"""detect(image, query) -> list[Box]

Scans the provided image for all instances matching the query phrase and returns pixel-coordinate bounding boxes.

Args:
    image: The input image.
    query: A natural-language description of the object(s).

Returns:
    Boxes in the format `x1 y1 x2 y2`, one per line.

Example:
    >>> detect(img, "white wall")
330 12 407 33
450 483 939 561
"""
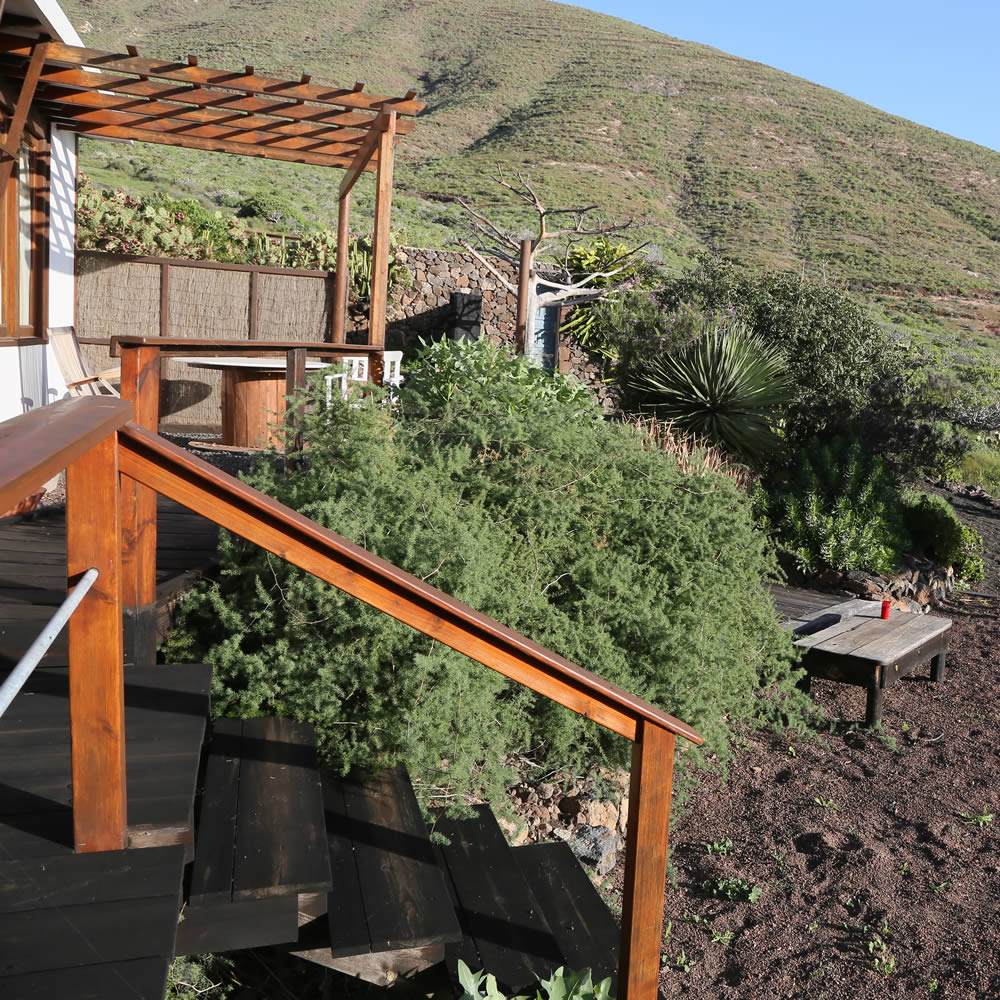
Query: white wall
44 125 76 400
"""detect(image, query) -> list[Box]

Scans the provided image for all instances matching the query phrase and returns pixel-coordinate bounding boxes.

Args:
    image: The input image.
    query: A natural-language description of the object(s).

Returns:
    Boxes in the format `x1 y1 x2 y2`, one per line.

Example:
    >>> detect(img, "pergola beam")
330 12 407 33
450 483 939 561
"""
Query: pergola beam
0 36 425 116
0 36 48 189
73 120 372 169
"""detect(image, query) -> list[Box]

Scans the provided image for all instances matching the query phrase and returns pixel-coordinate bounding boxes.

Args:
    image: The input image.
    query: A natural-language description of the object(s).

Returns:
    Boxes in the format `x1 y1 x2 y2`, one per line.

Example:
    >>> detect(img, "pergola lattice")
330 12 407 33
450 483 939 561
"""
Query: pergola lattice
0 30 425 343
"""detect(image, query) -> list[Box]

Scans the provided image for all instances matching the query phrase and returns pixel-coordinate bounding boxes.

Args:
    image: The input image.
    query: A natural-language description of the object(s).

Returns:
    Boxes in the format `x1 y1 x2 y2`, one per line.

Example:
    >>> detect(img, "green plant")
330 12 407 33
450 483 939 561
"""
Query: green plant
930 880 951 896
458 960 613 1000
673 950 697 974
630 319 792 462
758 437 910 575
929 980 939 992
705 837 734 856
813 796 840 812
164 340 805 808
702 877 764 903
710 929 734 946
958 805 995 828
901 491 985 583
166 955 235 998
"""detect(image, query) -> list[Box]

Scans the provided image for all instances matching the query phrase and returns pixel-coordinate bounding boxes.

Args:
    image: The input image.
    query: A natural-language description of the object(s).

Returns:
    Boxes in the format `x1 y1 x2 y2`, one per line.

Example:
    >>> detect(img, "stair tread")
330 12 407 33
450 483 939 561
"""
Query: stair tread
512 842 620 990
435 805 562 994
189 716 332 906
0 957 168 1000
325 763 462 956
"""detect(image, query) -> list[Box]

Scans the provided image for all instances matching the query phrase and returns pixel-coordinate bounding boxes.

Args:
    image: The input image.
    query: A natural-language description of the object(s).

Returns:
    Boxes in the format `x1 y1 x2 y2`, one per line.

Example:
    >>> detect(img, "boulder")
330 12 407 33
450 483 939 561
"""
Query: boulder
570 825 621 876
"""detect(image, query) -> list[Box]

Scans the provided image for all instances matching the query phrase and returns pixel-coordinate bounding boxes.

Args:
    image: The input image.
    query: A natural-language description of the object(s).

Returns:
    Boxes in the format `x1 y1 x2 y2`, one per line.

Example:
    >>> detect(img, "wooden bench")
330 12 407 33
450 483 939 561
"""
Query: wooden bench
787 599 951 727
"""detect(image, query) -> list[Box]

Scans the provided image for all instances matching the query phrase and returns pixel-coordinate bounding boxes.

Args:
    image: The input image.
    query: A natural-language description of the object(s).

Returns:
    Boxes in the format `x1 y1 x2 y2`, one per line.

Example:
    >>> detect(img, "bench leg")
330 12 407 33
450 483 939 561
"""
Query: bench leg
865 684 884 729
931 651 946 683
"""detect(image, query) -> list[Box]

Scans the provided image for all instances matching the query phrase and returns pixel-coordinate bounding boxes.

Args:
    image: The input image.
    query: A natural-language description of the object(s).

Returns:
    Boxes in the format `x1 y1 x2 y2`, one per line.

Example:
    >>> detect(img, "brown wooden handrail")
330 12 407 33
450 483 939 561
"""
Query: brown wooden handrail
117 421 701 746
110 336 382 358
0 396 132 513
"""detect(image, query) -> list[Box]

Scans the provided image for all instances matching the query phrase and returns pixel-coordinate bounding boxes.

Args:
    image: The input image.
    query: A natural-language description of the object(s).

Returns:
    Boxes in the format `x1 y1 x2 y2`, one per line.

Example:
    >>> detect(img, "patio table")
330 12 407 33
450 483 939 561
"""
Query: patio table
182 356 331 448
787 598 951 727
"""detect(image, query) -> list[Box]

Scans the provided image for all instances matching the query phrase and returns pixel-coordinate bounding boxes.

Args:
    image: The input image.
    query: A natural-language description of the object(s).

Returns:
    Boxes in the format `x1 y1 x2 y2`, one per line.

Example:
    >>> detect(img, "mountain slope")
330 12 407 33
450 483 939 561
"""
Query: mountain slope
62 0 1000 338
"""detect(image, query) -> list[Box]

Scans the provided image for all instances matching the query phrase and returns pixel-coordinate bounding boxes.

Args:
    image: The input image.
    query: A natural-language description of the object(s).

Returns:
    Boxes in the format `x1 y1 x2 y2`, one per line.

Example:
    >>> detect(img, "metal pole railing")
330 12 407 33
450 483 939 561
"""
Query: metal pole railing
0 567 99 717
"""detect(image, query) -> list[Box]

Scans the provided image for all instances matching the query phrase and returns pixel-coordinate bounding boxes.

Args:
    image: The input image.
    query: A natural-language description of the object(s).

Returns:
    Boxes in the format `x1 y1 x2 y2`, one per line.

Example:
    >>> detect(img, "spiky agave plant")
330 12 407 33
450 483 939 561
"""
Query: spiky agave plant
630 320 791 462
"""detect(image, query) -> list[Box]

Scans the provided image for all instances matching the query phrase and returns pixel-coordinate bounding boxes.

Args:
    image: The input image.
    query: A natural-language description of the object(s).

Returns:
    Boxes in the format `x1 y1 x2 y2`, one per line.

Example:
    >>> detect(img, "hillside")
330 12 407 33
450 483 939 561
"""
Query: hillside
63 0 1000 342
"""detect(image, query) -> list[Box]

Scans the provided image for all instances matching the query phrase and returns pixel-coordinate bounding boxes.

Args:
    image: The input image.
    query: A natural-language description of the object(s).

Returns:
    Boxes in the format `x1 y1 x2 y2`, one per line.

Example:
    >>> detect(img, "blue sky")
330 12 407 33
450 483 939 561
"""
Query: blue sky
578 1 1000 153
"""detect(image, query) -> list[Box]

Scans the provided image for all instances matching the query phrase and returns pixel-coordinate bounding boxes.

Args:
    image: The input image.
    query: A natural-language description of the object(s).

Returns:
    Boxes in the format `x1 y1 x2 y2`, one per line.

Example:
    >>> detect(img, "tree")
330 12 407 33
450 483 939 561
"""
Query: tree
456 168 645 359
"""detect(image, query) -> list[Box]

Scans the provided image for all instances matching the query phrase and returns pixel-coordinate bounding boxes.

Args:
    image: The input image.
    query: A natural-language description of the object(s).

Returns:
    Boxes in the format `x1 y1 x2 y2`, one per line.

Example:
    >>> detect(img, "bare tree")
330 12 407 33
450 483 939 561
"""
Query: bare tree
456 167 646 359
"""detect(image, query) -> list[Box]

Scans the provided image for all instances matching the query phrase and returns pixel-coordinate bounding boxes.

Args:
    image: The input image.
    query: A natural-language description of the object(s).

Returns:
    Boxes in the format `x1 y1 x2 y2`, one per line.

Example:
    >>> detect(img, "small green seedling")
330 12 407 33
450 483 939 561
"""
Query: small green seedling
786 743 797 758
703 877 764 903
958 805 995 829
680 911 710 926
899 863 912 878
813 796 840 812
673 950 696 974
710 929 734 946
928 980 939 993
705 837 734 856
662 920 672 942
874 953 897 975
930 880 951 896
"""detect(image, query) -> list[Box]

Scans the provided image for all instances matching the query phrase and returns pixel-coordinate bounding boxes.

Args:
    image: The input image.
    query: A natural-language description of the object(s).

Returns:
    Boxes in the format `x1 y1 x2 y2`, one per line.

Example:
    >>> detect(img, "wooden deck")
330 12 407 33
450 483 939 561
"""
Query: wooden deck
769 583 843 622
0 500 218 997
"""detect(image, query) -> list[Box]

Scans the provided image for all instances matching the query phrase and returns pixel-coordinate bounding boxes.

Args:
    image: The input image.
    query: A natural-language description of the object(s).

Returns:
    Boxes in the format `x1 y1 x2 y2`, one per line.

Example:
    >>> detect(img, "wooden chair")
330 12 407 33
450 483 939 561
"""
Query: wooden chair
48 326 121 396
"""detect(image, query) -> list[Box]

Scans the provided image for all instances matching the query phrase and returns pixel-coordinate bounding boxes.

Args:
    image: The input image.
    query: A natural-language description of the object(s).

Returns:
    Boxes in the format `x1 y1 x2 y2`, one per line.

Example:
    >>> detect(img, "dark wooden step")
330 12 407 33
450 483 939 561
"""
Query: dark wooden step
512 842 620 991
0 957 169 1000
0 845 184 987
437 808 621 995
324 763 462 955
434 805 563 995
0 663 211 859
179 716 332 956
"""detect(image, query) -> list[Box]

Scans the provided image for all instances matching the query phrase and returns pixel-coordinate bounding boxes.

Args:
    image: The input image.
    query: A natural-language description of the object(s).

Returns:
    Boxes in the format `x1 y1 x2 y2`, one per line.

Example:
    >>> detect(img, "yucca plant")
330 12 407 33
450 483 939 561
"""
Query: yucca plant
630 320 791 463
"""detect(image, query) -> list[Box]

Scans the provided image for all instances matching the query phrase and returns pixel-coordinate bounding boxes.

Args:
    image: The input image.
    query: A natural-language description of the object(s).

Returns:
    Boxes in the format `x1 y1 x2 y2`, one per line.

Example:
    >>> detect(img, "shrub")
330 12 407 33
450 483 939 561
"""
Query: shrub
901 491 985 583
758 438 910 575
655 256 902 446
165 340 802 807
629 320 791 462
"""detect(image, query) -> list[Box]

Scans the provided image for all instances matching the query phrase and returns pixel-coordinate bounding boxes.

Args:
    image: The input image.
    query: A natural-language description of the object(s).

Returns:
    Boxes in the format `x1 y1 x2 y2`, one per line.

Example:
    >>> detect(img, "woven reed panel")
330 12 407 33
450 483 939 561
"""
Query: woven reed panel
256 273 331 341
159 268 249 427
76 258 159 379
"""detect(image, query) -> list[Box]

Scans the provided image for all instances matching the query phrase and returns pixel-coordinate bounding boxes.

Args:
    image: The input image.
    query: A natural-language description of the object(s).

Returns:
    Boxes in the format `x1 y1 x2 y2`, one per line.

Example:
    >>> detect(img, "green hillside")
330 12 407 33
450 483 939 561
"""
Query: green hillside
63 0 1000 342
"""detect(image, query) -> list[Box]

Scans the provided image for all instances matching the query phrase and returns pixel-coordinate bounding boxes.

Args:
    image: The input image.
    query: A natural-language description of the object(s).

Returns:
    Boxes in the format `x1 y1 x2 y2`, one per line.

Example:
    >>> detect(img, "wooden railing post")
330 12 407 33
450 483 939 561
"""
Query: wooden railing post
120 344 161 665
619 720 676 1000
331 191 350 343
285 347 307 457
66 432 127 852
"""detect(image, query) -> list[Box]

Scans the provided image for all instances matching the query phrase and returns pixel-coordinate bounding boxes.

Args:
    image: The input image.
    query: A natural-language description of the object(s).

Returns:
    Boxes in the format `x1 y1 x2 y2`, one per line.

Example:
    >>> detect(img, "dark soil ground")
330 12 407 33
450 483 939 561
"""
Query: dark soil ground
618 592 1000 999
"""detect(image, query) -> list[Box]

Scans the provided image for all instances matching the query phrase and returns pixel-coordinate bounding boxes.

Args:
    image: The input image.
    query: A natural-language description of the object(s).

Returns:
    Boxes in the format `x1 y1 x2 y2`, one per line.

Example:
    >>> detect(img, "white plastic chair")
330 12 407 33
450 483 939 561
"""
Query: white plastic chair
382 351 403 388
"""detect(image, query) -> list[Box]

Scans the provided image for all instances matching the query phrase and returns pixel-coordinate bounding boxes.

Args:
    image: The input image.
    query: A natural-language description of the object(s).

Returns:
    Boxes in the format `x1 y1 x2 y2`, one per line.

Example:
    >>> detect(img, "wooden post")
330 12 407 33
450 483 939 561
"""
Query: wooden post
285 347 307 457
119 344 160 666
248 268 259 340
331 191 350 343
159 262 170 338
619 721 676 1000
515 238 532 354
368 112 396 348
66 433 127 853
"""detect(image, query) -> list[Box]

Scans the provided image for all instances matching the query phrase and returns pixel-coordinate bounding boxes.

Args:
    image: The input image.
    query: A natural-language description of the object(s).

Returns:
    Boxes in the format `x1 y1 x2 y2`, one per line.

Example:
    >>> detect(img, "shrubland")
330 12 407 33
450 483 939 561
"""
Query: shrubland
164 339 804 806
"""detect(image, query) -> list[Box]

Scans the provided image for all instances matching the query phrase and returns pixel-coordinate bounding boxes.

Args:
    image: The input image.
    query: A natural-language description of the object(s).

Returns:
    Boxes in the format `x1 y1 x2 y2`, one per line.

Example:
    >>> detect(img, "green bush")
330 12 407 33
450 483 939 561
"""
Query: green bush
901 491 985 583
165 340 802 807
629 320 791 462
758 438 910 575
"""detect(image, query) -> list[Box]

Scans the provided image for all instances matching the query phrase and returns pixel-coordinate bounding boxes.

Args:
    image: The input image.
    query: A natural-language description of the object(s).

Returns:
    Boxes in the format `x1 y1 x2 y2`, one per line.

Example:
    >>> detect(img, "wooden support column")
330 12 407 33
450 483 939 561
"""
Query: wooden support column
368 111 396 348
515 238 532 354
619 721 676 1000
66 433 127 853
331 191 350 343
119 345 160 666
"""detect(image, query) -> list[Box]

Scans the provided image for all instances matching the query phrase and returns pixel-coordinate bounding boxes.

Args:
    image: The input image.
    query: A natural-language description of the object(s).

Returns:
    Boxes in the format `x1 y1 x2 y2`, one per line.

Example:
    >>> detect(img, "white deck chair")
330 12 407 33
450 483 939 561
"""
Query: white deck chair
48 326 120 396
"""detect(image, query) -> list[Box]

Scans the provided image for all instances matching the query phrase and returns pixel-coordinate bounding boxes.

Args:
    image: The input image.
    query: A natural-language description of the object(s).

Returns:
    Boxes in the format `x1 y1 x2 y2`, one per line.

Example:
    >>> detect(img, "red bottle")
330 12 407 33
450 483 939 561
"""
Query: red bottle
880 600 891 620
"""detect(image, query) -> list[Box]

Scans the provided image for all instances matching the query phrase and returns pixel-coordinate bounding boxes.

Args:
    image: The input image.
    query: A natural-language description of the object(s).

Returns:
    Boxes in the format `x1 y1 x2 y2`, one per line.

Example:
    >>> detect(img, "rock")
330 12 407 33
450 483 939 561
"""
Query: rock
537 782 558 801
906 599 923 614
814 568 843 587
558 794 581 817
569 825 621 876
582 799 620 830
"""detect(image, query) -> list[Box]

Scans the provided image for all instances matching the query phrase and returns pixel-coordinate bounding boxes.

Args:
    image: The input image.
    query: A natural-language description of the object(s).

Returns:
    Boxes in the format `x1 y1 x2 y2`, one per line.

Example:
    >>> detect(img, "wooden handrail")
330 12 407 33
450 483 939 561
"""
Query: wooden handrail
0 396 133 513
117 421 702 746
110 336 382 358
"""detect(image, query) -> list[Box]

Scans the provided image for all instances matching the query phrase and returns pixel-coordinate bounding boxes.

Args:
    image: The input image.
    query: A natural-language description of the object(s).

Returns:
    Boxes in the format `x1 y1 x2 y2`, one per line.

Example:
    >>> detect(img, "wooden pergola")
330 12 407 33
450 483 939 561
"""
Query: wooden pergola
0 30 425 345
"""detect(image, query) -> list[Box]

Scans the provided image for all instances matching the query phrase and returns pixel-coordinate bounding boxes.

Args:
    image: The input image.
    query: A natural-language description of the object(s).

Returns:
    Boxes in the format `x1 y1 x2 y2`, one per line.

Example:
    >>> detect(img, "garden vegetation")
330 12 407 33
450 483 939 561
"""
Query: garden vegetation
165 340 804 806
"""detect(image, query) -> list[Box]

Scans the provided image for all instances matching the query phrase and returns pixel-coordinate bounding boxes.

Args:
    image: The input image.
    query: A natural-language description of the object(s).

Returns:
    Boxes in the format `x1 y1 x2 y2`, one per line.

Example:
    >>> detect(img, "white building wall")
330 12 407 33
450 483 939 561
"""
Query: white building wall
44 125 76 400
